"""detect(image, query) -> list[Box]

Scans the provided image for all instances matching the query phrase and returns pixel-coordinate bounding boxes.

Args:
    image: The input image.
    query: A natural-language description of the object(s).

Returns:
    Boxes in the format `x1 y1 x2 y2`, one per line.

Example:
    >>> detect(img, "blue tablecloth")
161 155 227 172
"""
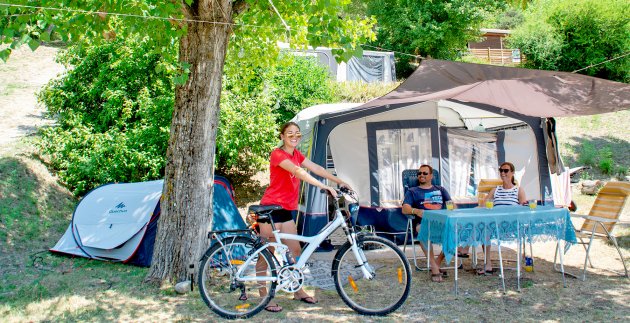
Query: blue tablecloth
418 206 577 263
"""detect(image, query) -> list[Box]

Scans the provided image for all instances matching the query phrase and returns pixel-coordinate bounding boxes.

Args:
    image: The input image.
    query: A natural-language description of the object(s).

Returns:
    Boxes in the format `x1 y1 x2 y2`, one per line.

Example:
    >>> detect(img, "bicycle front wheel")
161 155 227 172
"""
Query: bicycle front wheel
332 235 411 315
198 236 277 319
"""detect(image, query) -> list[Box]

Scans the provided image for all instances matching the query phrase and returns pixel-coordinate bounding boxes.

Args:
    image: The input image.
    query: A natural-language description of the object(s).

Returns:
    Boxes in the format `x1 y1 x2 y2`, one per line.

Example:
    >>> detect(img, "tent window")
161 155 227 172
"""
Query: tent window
375 128 432 207
347 55 386 82
447 130 499 198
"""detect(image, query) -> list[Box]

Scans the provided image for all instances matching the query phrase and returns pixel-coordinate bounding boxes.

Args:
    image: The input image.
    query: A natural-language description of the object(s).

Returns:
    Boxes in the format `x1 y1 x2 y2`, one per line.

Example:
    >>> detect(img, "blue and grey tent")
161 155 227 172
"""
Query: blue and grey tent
292 59 630 239
50 176 245 266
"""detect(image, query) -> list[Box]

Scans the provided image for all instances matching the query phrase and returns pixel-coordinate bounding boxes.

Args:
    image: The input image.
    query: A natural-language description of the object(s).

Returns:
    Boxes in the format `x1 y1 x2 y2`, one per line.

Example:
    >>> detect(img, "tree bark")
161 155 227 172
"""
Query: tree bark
147 0 233 283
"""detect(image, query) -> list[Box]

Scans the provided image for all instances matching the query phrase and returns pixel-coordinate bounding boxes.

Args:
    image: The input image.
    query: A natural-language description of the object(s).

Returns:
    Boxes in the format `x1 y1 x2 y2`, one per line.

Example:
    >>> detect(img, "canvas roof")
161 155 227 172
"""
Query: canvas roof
357 59 630 118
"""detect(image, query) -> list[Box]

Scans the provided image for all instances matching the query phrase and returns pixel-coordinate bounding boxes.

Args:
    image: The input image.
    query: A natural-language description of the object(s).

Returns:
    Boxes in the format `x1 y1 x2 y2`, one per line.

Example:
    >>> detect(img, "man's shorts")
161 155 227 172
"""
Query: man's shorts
411 215 423 237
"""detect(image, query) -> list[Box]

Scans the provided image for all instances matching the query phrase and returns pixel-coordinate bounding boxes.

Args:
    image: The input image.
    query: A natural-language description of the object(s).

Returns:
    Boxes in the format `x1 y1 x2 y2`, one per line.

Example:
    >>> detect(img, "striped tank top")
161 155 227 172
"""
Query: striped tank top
493 185 520 206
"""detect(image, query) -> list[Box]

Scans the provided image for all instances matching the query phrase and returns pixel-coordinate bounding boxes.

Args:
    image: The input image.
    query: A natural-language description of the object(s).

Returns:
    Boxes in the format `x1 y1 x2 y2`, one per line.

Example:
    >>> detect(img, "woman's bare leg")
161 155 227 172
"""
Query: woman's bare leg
276 221 317 302
256 223 277 303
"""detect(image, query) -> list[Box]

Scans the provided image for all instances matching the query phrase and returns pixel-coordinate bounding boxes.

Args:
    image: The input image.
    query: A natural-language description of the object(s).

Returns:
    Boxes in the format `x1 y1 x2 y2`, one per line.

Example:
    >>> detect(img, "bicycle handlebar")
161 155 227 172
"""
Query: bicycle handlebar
319 186 351 195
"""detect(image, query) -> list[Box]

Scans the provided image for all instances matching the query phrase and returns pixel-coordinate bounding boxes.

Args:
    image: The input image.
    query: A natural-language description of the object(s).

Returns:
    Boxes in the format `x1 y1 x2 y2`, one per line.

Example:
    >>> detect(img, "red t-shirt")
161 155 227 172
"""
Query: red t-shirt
260 148 306 210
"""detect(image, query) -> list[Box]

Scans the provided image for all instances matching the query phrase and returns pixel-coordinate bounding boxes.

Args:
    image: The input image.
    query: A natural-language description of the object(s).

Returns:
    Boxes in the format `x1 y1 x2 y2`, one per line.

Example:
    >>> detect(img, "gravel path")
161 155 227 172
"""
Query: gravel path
0 45 64 150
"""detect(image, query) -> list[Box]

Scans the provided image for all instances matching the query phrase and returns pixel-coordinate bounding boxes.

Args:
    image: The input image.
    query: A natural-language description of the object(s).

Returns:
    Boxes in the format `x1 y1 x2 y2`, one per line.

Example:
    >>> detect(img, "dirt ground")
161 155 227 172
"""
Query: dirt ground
0 45 65 151
1 45 629 322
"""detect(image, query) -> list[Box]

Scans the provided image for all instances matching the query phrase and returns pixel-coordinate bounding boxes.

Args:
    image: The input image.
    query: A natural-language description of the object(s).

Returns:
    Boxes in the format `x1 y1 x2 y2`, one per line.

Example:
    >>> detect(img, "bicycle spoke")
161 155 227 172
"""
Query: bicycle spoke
198 237 276 319
333 236 411 315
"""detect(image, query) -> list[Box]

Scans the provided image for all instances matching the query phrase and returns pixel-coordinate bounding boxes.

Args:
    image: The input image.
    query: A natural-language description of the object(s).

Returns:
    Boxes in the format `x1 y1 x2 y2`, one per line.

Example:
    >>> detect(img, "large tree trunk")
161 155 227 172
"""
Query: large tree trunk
147 0 233 283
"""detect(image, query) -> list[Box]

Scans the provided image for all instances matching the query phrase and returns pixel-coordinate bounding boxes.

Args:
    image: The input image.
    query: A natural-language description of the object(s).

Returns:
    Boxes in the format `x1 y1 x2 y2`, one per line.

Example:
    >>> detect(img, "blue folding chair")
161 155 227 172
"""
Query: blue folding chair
400 168 440 270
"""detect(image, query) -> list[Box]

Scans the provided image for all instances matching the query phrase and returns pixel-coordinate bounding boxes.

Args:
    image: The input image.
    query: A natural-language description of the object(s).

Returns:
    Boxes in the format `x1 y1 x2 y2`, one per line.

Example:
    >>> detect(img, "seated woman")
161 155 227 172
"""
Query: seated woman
478 162 527 275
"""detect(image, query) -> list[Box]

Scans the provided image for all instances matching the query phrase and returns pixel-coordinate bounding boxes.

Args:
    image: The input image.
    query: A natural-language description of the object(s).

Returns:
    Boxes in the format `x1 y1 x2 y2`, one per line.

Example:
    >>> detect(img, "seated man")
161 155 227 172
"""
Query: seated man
402 164 452 283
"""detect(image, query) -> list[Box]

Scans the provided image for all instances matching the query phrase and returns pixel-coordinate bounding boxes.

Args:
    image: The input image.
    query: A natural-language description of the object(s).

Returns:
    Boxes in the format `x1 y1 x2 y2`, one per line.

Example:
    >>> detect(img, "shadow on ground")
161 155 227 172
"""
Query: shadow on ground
562 135 629 178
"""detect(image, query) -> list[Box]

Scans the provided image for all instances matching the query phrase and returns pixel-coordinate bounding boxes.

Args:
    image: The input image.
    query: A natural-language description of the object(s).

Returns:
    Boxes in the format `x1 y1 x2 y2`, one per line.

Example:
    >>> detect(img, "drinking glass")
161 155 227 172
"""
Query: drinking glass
446 201 454 211
528 199 537 210
485 200 494 209
478 193 486 207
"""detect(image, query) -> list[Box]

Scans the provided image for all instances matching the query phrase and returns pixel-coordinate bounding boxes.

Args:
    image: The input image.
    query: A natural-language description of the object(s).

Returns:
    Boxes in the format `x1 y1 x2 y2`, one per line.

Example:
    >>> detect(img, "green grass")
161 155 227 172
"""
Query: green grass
556 111 630 180
0 157 41 243
0 144 75 248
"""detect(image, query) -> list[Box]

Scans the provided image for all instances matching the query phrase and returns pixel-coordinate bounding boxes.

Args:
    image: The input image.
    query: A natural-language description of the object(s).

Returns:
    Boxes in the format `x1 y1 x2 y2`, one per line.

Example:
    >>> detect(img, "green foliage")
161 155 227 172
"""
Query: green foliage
267 55 334 124
37 42 354 189
330 80 400 103
494 9 525 30
615 165 628 180
224 0 376 84
0 1 185 61
363 0 505 78
37 37 176 195
508 0 630 82
577 142 597 167
597 146 614 175
215 87 277 175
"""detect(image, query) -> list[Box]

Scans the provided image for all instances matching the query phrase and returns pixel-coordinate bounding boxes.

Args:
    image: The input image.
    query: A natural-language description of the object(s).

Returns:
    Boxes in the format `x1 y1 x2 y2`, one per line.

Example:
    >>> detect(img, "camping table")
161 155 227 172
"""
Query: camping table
417 206 577 294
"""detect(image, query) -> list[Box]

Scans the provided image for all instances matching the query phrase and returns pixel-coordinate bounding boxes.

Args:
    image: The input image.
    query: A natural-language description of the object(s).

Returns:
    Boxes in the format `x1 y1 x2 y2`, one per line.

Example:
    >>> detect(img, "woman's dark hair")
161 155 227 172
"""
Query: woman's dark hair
500 162 517 185
278 121 300 139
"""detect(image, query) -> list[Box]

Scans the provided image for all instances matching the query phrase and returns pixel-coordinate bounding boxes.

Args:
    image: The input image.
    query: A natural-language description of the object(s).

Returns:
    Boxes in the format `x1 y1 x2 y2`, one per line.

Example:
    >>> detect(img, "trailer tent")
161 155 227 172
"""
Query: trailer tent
50 176 245 266
294 59 630 238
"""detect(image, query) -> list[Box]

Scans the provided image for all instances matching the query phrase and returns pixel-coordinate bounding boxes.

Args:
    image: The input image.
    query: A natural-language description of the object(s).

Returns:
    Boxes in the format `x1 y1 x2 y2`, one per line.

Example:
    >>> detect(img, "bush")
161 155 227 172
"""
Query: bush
37 36 404 193
38 40 345 193
615 165 628 180
597 146 614 175
38 37 176 195
508 0 630 82
216 88 277 175
330 81 400 103
266 55 334 124
577 142 597 167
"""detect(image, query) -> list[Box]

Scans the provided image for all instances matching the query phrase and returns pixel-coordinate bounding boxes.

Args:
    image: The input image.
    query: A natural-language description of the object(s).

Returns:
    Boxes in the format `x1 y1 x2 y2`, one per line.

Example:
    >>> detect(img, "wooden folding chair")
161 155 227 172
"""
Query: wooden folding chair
476 179 533 275
556 181 629 280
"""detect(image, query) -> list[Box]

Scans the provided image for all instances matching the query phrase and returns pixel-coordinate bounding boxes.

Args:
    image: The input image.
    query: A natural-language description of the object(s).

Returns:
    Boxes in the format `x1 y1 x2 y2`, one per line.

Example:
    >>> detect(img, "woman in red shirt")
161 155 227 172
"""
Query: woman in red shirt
258 121 351 312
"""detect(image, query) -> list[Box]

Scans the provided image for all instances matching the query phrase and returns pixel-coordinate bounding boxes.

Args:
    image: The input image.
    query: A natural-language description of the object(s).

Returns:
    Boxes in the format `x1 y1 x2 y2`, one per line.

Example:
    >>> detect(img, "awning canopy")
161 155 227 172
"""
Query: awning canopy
359 59 630 118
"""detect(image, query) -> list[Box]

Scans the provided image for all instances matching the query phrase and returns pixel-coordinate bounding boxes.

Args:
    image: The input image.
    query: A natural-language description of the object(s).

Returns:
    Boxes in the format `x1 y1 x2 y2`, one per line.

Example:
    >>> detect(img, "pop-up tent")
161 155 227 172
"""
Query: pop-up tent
51 176 245 266
293 59 630 238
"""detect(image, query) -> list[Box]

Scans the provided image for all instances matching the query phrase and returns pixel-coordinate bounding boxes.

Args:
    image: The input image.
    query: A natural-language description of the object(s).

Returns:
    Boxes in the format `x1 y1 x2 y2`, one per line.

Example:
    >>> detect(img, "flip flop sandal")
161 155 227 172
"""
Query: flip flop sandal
457 252 470 258
264 304 283 313
294 296 318 304
430 273 444 282
476 268 494 276
440 269 448 277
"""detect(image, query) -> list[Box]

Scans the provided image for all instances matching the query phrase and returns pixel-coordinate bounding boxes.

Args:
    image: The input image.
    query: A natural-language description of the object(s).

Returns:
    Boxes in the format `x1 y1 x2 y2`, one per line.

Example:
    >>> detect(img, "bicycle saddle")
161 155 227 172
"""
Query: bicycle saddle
248 205 282 214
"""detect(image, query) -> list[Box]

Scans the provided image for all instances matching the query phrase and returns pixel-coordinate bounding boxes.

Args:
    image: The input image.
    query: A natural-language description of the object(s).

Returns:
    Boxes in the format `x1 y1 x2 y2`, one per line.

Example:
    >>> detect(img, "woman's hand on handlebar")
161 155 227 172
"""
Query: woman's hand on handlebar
322 185 338 198
338 181 351 191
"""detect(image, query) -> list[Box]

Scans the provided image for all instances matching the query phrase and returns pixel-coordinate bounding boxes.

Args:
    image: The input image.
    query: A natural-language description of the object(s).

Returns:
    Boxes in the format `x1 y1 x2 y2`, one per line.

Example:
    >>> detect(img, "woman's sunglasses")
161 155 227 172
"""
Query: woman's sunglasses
285 132 302 139
499 168 511 173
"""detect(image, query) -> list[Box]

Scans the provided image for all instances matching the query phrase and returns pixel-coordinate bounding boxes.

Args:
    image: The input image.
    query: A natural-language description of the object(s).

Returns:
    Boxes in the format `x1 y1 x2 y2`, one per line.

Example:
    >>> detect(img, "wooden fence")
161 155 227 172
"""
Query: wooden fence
468 48 525 65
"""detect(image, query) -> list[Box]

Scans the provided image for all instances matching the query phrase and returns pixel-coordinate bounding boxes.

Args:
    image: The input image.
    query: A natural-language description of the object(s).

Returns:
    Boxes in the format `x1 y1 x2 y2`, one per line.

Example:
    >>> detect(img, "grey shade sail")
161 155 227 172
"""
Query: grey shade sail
359 59 630 117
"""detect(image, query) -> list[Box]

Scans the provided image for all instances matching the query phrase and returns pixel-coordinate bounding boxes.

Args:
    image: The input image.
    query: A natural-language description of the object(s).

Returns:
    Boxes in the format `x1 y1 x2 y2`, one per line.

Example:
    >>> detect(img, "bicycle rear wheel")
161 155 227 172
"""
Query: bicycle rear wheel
332 235 411 315
198 236 277 319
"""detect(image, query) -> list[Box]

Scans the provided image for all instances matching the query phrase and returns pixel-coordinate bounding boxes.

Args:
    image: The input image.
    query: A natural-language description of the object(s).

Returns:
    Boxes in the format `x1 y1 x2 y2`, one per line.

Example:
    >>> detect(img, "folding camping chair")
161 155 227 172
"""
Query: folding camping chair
401 168 440 270
555 181 629 280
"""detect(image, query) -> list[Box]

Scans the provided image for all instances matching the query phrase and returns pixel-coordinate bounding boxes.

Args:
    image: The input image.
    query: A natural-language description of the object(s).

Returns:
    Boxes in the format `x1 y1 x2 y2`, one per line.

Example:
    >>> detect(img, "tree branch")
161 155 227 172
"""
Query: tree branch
232 0 249 16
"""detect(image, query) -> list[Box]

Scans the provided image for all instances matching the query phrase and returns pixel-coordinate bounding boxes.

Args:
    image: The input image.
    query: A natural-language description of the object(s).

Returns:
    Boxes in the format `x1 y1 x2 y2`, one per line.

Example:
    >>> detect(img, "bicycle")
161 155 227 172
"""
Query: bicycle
198 187 412 319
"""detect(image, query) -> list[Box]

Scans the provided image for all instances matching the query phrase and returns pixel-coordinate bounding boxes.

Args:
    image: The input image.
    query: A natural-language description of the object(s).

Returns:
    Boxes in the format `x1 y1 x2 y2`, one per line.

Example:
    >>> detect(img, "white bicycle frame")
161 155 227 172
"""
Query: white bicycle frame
233 208 375 288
